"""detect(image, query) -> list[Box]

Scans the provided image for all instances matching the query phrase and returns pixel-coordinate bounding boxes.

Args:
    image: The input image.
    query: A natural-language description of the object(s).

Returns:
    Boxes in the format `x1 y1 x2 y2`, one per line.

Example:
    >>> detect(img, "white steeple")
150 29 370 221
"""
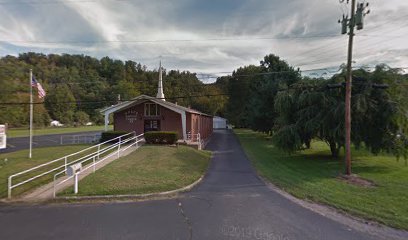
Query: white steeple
156 60 165 101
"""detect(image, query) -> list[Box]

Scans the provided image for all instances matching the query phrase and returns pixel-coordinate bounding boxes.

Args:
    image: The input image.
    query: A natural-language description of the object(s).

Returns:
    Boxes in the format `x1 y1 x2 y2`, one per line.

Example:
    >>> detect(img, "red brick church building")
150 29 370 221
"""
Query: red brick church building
101 62 213 141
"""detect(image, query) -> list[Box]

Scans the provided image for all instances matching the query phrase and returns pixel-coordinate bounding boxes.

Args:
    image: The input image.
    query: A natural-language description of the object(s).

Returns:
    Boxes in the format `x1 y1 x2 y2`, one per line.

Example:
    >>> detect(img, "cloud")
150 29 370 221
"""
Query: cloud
63 1 124 45
0 0 407 82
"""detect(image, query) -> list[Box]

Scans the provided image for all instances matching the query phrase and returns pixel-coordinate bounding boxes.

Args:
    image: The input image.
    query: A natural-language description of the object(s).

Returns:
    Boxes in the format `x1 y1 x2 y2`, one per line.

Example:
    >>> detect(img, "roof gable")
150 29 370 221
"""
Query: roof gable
100 95 211 117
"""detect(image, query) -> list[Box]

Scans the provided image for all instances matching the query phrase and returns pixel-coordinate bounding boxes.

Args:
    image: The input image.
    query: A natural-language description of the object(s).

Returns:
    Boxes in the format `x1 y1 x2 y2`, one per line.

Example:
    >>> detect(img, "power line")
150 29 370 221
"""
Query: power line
5 79 407 106
0 93 230 106
294 33 407 68
0 35 344 45
291 22 408 67
0 0 113 4
2 65 405 91
5 65 407 96
1 34 406 46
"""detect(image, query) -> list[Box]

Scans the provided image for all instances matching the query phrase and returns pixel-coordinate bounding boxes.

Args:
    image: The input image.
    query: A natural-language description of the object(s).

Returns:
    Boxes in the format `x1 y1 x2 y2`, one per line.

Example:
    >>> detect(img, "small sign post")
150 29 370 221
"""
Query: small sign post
66 163 82 194
0 125 6 150
74 174 79 194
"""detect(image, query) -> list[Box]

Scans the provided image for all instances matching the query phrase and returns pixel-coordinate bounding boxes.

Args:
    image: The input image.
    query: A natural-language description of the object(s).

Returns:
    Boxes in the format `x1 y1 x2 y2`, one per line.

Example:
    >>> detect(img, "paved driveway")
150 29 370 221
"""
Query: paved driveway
0 130 390 240
0 131 102 154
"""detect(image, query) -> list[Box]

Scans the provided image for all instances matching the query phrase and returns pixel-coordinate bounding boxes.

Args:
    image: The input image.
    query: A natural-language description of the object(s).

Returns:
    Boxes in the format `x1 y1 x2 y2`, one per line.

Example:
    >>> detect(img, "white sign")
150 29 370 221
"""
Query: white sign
125 110 139 123
0 125 6 149
0 135 6 149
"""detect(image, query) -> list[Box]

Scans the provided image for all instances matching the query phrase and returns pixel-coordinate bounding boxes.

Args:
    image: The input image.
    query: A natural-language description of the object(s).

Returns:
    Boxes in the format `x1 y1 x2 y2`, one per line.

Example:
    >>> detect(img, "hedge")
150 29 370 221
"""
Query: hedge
100 131 129 143
144 131 178 145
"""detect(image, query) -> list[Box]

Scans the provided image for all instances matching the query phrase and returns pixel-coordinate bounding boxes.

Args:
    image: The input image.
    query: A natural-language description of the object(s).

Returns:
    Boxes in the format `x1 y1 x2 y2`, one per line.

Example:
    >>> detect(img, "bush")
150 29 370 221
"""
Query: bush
74 111 90 126
91 112 104 125
144 131 178 145
100 131 129 143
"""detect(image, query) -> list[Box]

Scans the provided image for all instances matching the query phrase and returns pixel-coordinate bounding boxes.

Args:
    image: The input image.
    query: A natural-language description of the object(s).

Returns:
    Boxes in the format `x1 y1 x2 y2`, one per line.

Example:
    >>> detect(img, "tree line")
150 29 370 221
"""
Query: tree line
0 52 227 127
1 52 407 158
222 54 408 159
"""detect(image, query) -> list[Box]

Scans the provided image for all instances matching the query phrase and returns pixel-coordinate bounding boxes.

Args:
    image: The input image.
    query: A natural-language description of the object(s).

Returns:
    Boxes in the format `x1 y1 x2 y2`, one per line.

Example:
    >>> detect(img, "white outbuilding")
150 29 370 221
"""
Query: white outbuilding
50 120 64 127
213 116 227 129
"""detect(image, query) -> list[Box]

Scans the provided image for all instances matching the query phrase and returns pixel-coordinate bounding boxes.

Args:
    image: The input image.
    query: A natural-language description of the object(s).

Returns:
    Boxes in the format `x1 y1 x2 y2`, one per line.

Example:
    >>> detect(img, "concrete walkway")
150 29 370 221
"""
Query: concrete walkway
18 145 140 202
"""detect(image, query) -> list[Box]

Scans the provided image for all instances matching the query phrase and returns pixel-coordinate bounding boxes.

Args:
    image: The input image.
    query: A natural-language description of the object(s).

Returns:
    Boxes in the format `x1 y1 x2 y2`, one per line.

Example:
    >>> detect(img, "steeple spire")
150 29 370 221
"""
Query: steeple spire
156 60 165 101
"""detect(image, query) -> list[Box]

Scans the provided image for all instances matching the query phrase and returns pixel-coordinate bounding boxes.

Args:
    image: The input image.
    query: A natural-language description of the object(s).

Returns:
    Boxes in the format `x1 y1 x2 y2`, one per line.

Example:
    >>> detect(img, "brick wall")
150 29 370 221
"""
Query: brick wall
114 101 183 138
113 100 213 141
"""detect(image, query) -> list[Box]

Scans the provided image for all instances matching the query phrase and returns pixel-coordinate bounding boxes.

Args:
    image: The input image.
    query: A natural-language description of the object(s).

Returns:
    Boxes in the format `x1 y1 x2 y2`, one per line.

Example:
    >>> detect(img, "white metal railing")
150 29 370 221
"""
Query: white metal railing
52 133 144 197
187 132 201 142
60 133 101 145
187 132 202 149
197 133 201 145
7 132 140 198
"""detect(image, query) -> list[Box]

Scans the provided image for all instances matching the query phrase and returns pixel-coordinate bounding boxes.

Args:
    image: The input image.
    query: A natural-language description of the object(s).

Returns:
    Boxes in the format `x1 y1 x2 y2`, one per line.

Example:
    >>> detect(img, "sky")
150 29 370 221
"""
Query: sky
0 0 407 82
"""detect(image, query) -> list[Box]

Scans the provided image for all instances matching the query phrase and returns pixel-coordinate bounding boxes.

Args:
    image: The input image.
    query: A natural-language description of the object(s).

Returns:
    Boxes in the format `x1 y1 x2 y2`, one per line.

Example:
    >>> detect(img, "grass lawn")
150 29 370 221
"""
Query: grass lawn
7 125 113 138
60 145 211 196
235 129 408 230
0 145 91 199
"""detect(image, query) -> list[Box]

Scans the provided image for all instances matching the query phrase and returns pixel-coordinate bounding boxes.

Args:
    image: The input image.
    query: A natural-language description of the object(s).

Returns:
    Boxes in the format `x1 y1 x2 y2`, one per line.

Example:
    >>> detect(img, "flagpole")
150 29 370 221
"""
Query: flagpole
29 69 33 159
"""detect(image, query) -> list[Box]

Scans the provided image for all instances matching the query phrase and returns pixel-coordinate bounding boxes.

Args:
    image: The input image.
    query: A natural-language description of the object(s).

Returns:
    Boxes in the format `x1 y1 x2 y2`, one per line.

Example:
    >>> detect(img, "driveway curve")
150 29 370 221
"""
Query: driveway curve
0 130 391 240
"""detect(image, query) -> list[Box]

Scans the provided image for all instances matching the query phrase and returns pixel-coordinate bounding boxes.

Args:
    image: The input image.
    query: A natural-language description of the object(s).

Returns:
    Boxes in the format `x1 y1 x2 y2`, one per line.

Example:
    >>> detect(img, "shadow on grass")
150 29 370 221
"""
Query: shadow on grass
236 129 401 181
237 131 345 184
352 165 395 175
235 129 408 229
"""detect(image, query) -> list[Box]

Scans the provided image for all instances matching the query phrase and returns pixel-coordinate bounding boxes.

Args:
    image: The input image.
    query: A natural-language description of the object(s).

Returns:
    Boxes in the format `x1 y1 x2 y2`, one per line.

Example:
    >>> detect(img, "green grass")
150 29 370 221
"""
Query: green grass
60 145 211 196
7 125 113 138
235 129 408 230
0 145 92 199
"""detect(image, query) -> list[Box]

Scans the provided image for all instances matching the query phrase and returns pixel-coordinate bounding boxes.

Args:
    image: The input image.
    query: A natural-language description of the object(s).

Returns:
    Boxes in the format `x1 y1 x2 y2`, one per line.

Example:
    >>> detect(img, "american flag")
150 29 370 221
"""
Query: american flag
31 76 46 99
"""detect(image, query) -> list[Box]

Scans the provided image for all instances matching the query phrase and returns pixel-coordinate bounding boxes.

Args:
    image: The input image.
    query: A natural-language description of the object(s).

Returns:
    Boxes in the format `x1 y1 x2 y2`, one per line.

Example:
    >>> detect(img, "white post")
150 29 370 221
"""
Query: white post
97 145 101 160
93 156 96 173
29 69 33 159
118 137 121 157
53 175 57 198
8 176 12 198
104 113 109 132
198 116 201 138
198 133 202 150
64 156 68 172
74 174 78 194
181 112 187 140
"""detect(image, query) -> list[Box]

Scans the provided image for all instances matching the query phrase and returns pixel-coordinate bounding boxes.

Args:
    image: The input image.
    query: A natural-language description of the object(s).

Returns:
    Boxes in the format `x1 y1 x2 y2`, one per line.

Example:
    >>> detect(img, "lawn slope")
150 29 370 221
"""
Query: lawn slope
0 145 91 198
61 145 211 196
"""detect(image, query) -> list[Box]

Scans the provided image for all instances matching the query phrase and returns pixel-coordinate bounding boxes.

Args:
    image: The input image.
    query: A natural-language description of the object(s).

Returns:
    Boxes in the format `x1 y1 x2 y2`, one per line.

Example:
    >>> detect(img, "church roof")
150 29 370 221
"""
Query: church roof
100 95 211 117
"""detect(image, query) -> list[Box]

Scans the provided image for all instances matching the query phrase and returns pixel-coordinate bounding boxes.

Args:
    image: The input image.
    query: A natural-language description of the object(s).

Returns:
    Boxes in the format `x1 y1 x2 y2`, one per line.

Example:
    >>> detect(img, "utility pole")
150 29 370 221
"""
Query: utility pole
339 0 370 175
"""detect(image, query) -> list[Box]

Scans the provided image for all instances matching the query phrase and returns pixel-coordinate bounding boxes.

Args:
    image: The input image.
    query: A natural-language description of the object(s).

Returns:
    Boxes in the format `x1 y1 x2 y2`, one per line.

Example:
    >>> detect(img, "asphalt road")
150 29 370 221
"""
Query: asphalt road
0 130 387 240
0 131 102 154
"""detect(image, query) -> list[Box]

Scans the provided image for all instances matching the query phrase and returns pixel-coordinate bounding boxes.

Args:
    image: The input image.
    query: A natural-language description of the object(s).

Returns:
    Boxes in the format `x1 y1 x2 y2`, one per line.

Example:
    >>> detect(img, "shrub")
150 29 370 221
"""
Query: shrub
100 131 129 143
144 131 178 145
74 111 90 126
